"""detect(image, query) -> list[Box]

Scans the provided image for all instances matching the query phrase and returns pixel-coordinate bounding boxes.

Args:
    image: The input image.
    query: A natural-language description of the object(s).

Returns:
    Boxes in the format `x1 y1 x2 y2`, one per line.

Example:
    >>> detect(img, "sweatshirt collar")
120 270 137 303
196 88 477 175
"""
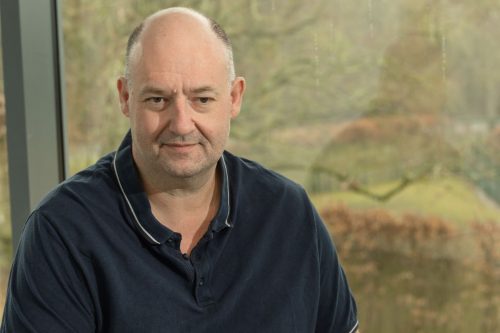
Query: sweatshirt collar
112 131 231 245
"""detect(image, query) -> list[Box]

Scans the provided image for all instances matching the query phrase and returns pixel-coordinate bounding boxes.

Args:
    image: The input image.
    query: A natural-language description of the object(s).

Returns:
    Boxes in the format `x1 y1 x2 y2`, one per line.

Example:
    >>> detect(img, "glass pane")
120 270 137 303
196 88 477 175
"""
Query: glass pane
0 14 12 314
62 1 500 331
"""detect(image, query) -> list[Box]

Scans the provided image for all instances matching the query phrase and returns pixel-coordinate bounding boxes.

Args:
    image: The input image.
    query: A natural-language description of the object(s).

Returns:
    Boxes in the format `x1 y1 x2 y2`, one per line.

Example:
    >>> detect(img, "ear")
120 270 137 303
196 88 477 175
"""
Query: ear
117 77 131 117
230 77 246 119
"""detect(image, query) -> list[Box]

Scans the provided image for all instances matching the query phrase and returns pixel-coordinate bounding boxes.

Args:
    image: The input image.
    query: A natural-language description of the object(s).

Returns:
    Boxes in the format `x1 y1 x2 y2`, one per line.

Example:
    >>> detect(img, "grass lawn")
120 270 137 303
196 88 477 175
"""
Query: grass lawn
311 176 500 227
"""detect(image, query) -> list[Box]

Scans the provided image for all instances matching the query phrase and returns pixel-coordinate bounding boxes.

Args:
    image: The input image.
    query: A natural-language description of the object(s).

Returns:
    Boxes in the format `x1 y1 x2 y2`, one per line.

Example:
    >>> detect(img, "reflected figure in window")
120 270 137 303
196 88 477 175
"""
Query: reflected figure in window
1 7 358 333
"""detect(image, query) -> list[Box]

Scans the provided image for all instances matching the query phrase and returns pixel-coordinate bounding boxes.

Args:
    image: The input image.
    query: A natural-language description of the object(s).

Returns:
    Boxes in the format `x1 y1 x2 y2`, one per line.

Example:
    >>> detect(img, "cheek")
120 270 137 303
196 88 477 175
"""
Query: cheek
208 116 232 145
201 108 231 131
132 111 165 140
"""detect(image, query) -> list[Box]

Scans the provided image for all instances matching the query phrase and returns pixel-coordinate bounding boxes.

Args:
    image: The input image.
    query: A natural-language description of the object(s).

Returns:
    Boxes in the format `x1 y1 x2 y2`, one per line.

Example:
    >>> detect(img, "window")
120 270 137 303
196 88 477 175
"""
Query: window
0 14 12 314
62 1 500 331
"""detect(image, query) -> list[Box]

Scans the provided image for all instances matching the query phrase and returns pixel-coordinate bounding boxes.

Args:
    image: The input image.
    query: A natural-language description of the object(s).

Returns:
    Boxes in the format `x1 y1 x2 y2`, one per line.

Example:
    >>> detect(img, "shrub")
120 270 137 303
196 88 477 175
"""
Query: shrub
321 204 499 332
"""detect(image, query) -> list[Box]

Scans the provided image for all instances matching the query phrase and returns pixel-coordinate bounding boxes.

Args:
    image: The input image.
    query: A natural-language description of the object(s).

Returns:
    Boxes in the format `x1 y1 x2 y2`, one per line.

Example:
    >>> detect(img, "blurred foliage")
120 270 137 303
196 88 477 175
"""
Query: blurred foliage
323 204 500 332
0 63 11 270
0 0 499 329
59 0 500 204
312 176 500 227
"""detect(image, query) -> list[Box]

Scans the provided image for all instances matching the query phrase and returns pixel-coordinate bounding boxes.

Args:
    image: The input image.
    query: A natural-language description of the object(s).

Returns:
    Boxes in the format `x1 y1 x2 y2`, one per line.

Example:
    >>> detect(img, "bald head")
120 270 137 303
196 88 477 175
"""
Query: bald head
124 7 235 85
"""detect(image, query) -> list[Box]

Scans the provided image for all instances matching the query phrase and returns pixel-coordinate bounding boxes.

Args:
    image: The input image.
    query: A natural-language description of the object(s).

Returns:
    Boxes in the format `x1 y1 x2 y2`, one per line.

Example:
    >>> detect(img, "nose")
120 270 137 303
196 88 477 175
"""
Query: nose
167 97 195 136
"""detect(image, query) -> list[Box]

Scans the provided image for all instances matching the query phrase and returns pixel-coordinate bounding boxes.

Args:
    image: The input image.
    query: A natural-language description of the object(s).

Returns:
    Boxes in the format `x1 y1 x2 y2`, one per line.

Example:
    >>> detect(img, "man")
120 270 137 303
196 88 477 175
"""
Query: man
1 7 358 333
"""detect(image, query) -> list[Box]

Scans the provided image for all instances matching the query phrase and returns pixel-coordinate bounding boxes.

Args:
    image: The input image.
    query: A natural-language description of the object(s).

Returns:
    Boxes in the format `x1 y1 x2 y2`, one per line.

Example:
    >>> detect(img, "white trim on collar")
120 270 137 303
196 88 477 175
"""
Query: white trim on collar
113 149 231 243
347 321 359 333
221 155 232 228
113 151 161 245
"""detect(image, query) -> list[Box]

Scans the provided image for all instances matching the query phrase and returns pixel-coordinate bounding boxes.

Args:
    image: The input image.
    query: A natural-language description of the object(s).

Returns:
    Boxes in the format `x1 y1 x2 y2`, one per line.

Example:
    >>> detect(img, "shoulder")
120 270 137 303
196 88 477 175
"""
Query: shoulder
37 152 116 211
223 151 307 200
223 151 332 240
27 152 118 246
223 151 319 237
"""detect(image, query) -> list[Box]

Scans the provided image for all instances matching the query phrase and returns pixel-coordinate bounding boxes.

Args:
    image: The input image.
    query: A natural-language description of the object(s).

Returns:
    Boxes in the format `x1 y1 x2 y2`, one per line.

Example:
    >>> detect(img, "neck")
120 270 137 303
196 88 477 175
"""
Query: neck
137 162 222 254
143 166 219 209
142 165 217 196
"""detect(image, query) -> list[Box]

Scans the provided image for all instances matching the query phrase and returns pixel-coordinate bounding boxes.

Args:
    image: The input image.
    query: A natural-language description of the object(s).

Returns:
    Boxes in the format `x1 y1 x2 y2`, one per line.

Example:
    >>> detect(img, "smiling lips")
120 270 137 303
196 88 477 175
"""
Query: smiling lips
161 142 198 153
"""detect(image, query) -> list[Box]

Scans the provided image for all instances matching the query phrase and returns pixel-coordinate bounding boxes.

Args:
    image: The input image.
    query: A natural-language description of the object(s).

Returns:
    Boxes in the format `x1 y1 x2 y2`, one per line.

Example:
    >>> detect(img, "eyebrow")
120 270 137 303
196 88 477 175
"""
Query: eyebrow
138 85 219 96
138 86 171 97
189 86 219 95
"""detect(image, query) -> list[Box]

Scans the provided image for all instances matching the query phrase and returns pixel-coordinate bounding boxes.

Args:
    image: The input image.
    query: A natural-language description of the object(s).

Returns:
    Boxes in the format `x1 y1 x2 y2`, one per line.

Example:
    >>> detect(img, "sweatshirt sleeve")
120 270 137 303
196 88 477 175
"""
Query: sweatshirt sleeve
313 206 359 333
1 211 96 333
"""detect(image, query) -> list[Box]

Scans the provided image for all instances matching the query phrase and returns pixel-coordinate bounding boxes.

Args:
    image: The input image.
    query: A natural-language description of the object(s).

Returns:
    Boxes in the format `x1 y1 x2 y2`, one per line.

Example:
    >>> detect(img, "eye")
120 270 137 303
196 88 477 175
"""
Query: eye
198 97 210 104
146 97 165 104
144 97 167 110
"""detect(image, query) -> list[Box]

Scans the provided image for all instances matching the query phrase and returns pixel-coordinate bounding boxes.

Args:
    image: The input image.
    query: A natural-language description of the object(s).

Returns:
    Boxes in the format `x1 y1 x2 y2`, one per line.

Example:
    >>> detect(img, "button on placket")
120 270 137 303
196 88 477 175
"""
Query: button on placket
191 250 214 306
166 238 179 251
192 253 204 287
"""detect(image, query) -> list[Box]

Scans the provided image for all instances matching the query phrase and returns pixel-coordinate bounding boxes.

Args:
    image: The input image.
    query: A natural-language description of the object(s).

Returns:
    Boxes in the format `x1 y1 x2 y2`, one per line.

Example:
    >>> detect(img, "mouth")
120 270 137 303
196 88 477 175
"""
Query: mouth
161 143 198 153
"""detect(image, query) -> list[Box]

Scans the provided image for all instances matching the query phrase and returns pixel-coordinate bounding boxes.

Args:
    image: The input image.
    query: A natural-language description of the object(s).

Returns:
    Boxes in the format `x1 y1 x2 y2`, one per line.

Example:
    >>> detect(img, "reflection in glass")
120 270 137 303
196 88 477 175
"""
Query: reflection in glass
0 15 12 314
62 1 499 331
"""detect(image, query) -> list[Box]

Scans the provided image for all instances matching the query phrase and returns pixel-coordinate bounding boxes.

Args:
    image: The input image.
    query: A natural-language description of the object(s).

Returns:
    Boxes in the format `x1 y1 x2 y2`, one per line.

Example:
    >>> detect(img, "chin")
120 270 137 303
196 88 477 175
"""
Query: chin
159 153 219 178
161 163 210 179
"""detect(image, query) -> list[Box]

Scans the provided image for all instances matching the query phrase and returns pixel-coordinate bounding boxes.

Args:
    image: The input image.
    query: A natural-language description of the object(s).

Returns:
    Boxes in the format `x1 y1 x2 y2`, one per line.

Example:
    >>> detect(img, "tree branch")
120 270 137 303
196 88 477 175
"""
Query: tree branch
311 165 432 202
270 163 432 202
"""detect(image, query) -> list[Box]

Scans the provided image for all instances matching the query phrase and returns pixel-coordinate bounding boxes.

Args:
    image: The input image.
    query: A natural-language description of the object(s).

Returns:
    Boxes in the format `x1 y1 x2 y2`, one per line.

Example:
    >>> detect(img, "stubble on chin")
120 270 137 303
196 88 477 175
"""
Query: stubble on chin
155 144 219 179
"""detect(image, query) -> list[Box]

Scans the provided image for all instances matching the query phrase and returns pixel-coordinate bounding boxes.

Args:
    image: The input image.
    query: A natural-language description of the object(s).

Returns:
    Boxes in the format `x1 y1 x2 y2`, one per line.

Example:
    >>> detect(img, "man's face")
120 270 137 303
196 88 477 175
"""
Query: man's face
118 16 245 181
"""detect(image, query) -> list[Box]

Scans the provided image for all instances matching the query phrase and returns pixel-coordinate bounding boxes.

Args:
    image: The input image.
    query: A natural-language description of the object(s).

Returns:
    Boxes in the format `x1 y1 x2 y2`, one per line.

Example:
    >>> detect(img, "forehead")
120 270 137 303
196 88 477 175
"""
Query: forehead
129 13 229 86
